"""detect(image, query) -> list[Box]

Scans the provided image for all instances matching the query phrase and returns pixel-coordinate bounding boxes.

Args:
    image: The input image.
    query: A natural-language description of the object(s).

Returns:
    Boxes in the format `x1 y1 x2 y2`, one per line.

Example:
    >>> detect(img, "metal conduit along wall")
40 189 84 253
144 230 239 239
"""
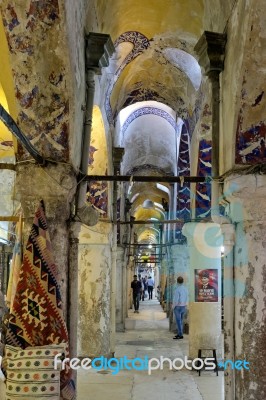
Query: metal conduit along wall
0 244 12 296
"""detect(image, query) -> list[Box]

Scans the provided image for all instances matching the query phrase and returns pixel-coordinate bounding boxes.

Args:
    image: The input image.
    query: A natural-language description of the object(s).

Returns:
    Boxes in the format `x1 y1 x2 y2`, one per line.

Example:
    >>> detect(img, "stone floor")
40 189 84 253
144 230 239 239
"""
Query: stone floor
77 298 224 400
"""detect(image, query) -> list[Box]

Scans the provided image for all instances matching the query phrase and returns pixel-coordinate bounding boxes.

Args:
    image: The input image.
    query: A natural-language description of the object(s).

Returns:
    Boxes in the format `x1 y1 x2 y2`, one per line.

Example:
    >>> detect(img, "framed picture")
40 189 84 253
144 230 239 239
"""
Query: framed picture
195 269 218 302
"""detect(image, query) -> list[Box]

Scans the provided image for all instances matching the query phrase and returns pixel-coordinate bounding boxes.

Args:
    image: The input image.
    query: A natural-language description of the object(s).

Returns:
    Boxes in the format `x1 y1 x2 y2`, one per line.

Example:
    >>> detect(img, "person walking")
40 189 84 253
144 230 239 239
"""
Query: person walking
147 276 154 299
172 276 188 339
131 274 142 313
141 277 148 300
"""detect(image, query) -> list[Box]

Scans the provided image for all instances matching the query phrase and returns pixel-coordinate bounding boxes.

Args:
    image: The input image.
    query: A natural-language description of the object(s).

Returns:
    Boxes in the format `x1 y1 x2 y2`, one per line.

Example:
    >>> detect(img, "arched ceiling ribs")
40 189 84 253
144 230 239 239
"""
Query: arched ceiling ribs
105 31 150 124
121 105 176 145
163 48 201 90
105 28 203 126
132 205 165 221
128 186 171 211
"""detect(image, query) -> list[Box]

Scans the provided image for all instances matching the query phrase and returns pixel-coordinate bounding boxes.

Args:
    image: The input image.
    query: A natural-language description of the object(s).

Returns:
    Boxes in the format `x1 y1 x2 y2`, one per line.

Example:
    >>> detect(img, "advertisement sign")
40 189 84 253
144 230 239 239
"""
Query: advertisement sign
195 269 218 302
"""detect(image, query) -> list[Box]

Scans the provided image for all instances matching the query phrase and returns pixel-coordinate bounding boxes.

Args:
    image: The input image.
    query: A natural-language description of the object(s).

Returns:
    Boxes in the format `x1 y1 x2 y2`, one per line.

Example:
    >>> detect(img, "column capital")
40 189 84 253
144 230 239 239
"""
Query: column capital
15 163 77 221
86 33 115 74
194 31 227 78
220 224 235 246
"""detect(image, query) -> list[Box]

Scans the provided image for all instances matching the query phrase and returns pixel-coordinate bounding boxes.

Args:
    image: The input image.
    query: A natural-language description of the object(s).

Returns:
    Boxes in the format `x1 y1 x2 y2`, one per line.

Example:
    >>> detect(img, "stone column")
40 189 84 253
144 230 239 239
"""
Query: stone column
182 222 223 359
224 175 266 400
115 246 126 331
221 224 235 400
15 163 77 317
160 258 168 311
78 221 112 358
68 222 81 360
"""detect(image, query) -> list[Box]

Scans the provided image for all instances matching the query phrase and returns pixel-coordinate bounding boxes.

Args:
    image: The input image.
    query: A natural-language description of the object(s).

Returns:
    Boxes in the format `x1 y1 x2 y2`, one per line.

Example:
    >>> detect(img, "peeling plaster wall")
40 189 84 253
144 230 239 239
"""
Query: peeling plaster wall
0 0 74 161
203 0 263 172
220 0 256 172
203 0 235 33
0 170 16 242
234 0 266 165
64 0 87 169
15 163 77 316
78 222 113 358
234 221 266 399
115 247 126 331
224 175 266 399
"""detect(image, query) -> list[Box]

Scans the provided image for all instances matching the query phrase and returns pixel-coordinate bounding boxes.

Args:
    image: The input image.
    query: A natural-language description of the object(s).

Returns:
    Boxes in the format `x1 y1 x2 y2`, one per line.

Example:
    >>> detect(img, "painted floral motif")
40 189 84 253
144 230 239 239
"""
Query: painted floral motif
87 181 108 216
236 118 266 164
176 124 191 239
195 139 212 219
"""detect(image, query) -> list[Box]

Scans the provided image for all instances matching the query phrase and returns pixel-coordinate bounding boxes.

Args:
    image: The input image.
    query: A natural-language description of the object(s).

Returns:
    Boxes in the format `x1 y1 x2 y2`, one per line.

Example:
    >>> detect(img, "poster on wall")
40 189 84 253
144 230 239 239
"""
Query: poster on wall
195 269 218 302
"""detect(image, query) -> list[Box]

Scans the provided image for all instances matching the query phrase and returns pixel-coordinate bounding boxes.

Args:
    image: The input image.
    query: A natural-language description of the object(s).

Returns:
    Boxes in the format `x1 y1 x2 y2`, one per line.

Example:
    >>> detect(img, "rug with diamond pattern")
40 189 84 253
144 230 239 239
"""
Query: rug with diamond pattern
6 200 75 400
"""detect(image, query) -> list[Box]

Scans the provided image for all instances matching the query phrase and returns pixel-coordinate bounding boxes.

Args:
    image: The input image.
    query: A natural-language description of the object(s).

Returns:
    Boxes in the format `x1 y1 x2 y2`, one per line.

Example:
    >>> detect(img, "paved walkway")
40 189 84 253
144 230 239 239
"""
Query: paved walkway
78 298 224 400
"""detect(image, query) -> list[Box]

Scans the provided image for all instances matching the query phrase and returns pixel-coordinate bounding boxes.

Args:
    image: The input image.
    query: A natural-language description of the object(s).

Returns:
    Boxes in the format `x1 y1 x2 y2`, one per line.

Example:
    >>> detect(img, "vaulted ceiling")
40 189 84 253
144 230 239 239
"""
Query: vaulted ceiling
0 0 206 248
93 0 205 250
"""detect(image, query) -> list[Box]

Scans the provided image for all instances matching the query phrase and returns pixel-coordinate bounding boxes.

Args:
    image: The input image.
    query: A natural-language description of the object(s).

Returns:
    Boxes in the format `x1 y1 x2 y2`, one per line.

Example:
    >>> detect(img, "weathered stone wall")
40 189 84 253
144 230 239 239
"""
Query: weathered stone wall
224 175 266 399
203 0 235 33
115 246 126 331
14 163 77 318
0 0 74 161
64 0 87 169
78 221 113 358
203 0 266 173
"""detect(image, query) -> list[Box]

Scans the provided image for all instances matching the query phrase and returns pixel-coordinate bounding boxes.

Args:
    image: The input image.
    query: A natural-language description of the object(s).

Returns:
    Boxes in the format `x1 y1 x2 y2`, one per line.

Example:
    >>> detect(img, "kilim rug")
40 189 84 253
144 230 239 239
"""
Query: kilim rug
5 200 76 400
6 213 22 312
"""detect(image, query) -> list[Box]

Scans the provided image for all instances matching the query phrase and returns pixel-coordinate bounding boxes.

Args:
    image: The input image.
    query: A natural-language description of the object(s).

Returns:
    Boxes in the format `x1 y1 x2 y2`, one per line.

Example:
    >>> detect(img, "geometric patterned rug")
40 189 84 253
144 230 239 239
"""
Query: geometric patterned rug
5 200 76 399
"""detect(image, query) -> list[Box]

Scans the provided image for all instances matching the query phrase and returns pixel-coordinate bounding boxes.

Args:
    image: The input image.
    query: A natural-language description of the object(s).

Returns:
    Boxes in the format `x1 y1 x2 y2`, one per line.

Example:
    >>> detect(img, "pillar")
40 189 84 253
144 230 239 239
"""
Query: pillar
115 246 126 331
182 222 223 359
224 175 266 400
77 221 112 358
15 163 77 317
221 224 235 400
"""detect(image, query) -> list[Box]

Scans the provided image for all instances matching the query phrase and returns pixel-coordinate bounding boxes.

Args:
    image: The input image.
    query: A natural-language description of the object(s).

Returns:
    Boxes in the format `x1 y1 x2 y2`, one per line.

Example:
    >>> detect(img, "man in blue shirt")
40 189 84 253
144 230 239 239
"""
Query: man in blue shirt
172 276 188 339
147 276 154 299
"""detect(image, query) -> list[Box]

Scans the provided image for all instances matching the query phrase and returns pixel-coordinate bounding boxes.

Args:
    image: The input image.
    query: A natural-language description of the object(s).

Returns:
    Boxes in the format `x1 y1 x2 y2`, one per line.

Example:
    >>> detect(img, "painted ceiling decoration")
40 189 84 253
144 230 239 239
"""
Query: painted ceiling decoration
105 31 150 124
195 138 212 219
126 164 173 177
104 25 203 127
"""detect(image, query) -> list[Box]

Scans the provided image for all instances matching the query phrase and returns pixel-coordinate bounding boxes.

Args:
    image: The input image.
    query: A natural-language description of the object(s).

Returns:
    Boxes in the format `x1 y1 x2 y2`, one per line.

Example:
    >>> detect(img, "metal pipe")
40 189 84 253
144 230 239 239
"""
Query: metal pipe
117 218 205 225
80 174 206 183
0 163 16 171
0 104 46 165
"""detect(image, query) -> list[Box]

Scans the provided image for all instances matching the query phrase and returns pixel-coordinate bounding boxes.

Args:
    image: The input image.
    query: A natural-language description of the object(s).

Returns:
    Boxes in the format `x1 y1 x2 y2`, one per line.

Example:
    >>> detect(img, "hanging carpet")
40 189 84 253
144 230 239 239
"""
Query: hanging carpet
5 200 76 400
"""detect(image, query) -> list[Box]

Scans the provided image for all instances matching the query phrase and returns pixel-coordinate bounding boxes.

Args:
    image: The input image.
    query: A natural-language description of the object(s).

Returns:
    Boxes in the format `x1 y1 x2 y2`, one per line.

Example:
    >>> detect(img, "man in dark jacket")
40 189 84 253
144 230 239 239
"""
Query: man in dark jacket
131 275 142 313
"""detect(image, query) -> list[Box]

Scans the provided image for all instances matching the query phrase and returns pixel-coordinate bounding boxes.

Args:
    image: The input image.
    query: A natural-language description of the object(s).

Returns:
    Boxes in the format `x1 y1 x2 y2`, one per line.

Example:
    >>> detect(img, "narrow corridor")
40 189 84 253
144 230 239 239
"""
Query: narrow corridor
78 300 224 400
